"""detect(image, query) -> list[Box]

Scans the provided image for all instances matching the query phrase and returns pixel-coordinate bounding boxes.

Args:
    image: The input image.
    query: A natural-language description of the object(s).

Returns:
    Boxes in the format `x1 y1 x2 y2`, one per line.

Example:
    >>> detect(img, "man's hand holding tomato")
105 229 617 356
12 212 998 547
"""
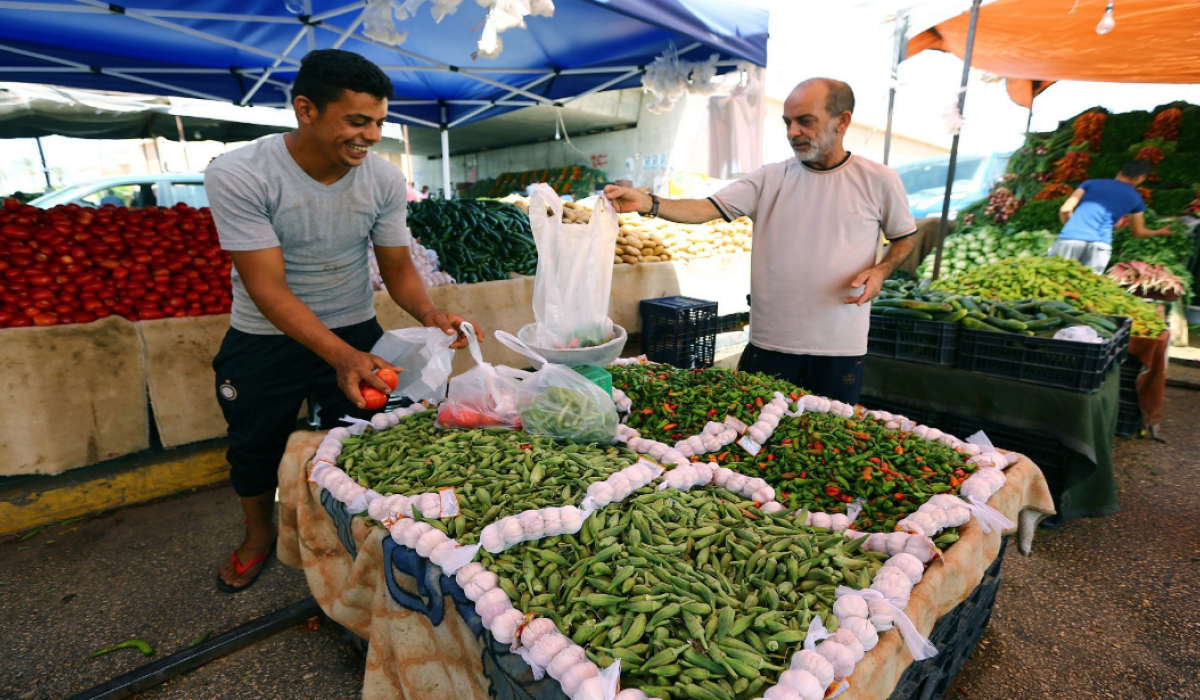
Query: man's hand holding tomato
333 347 400 410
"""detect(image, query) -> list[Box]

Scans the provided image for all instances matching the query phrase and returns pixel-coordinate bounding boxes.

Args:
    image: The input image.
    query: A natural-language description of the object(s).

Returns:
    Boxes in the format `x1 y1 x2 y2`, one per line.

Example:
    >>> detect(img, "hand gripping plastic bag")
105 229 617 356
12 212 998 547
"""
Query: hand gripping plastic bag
436 322 522 430
496 330 618 444
369 326 456 404
528 184 619 349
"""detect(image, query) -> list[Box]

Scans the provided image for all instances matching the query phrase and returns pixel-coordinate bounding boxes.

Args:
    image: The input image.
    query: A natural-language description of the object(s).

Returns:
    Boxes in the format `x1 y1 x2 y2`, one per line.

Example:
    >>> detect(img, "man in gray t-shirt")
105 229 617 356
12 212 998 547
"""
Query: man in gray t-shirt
204 50 480 593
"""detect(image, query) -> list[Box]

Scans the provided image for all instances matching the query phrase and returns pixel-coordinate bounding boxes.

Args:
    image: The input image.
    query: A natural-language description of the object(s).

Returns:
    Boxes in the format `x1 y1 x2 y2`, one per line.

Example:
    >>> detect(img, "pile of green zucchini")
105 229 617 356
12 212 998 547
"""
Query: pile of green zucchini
408 199 537 284
874 280 1121 338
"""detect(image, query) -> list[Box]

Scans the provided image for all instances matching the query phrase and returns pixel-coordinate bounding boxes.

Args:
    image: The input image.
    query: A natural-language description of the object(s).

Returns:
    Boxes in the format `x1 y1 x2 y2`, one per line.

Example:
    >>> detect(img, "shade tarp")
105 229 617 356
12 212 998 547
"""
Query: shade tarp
0 0 767 130
906 0 1200 108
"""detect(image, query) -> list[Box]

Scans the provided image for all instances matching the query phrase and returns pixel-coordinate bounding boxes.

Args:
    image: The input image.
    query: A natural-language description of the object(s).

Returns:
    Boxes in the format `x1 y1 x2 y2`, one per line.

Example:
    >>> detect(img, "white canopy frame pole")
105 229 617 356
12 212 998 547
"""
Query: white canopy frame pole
882 9 909 166
930 0 983 281
239 25 308 106
447 73 557 129
440 105 452 200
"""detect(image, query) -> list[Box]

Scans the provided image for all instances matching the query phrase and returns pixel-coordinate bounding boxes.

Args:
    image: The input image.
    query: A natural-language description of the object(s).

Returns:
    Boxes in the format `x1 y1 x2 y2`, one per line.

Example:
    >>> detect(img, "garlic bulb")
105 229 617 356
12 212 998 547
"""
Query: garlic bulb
763 686 801 700
561 507 584 534
828 514 851 532
455 562 484 588
573 674 606 700
762 501 786 514
547 644 588 680
404 521 433 549
559 660 598 697
778 669 824 700
810 512 832 530
615 690 650 700
830 628 864 662
752 486 775 505
867 595 894 631
520 618 557 648
883 552 925 585
475 587 510 624
790 649 834 688
815 640 855 679
501 517 525 546
416 528 448 557
480 526 505 553
588 482 615 507
542 508 564 536
839 616 878 652
904 535 939 563
832 593 869 620
518 511 546 540
430 540 459 566
490 608 524 644
530 632 571 668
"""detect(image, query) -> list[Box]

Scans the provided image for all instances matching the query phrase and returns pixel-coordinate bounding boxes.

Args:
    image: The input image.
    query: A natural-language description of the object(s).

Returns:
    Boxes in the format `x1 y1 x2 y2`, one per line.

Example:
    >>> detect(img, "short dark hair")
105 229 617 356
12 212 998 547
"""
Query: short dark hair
292 49 393 112
1120 159 1154 179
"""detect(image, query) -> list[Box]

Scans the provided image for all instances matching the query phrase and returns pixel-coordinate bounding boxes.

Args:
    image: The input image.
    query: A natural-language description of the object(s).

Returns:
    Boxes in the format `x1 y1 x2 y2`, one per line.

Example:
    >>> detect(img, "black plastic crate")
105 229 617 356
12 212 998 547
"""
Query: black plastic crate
867 316 959 367
860 393 947 431
943 414 1073 501
640 296 718 369
887 538 1007 700
1116 355 1143 437
956 316 1130 393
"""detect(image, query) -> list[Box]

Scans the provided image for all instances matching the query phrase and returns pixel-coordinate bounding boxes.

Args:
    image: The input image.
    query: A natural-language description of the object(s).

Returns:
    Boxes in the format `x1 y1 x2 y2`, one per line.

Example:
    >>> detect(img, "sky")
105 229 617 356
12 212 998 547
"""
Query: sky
750 0 1199 156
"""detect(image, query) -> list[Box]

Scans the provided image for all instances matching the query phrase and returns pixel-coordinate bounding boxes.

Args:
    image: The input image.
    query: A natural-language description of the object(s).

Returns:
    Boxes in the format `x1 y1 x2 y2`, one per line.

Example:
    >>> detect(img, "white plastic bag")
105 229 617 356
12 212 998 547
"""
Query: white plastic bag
1053 325 1104 343
496 330 618 444
528 184 619 349
369 326 456 404
436 322 522 430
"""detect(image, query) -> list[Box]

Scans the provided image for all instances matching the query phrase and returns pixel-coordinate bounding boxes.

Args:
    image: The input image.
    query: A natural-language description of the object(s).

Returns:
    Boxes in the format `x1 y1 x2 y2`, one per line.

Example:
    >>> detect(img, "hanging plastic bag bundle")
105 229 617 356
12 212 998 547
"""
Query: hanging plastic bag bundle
528 183 619 349
496 331 618 444
435 322 523 430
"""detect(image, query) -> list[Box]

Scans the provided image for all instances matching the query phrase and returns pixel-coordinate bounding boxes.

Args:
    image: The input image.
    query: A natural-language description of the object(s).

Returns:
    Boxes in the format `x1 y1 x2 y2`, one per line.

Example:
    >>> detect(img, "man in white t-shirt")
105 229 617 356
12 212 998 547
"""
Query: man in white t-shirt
605 78 916 403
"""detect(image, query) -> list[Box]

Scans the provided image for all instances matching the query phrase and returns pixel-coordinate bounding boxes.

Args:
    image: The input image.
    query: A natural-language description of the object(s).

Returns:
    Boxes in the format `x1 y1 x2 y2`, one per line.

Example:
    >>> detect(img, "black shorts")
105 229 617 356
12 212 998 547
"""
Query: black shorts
736 343 865 405
213 318 384 498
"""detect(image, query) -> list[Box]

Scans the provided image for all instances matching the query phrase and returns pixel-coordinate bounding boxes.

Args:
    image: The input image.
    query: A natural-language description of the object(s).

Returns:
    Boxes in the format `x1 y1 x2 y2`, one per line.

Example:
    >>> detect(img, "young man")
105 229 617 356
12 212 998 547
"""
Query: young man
205 50 480 592
604 78 916 404
1050 159 1174 273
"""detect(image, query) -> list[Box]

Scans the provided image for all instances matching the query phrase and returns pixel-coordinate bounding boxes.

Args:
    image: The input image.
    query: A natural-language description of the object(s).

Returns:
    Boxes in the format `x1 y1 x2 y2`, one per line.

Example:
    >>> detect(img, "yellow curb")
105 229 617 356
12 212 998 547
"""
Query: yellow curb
0 445 229 538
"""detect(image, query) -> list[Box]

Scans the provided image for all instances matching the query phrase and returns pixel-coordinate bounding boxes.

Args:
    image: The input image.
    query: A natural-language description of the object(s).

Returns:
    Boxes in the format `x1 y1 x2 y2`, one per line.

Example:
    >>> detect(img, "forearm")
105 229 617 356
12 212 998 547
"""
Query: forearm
643 197 723 225
246 286 354 363
877 235 917 274
380 265 439 325
1059 210 1071 224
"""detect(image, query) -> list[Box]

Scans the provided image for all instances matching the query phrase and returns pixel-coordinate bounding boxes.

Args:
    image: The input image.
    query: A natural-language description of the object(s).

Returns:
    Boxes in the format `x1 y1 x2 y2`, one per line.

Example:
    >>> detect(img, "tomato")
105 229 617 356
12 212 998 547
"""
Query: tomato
139 309 165 320
376 368 400 391
73 312 96 324
32 313 58 326
53 304 75 316
359 384 388 410
0 312 12 325
436 404 496 429
8 316 32 328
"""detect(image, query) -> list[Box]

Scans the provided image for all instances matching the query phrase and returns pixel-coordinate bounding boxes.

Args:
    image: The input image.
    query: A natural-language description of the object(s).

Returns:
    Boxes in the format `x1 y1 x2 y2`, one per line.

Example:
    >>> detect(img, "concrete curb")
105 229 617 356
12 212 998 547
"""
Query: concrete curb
0 440 229 537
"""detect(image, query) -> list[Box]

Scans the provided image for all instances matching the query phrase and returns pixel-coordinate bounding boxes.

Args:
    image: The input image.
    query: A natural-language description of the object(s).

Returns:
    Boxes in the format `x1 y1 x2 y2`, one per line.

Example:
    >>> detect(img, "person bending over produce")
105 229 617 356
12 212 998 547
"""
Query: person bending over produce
605 78 916 403
1050 159 1174 273
205 49 480 593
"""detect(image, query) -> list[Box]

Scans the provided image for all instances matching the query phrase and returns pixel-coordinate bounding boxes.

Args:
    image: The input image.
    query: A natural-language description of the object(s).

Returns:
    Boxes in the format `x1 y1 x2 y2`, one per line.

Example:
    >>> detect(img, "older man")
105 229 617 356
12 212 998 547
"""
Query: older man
605 78 916 403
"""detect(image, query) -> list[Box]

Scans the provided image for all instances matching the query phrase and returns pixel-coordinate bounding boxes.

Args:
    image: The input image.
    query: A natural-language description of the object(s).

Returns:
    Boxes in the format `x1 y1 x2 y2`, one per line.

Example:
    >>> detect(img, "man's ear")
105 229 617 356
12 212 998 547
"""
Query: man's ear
837 110 853 134
293 95 319 125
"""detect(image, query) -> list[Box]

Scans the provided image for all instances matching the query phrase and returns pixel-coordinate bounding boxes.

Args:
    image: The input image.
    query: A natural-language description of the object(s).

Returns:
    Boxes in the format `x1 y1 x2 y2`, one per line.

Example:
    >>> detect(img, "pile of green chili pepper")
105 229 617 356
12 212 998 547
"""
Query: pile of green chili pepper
610 366 802 443
480 486 886 700
610 366 976 531
337 413 636 543
407 199 537 284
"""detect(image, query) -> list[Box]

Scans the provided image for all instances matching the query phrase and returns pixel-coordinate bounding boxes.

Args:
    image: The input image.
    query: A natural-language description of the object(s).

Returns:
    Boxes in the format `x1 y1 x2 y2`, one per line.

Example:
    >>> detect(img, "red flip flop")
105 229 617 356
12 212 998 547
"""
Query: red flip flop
216 544 275 593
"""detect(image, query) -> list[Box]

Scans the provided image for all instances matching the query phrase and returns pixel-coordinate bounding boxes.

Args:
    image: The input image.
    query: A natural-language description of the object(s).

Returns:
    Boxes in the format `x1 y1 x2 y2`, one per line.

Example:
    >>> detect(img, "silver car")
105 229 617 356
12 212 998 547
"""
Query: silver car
29 173 208 209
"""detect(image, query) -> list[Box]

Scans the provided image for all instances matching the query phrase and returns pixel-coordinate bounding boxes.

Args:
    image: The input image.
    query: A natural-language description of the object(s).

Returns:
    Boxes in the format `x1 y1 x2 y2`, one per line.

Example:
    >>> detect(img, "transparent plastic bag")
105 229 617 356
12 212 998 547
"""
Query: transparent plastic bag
369 326 456 404
496 330 618 444
435 322 522 430
528 183 619 349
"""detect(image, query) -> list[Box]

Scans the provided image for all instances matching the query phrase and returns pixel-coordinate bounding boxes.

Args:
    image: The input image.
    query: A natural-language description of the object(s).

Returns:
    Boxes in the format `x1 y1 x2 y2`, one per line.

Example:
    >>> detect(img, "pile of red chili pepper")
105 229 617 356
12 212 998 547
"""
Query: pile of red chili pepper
610 366 801 444
610 365 977 532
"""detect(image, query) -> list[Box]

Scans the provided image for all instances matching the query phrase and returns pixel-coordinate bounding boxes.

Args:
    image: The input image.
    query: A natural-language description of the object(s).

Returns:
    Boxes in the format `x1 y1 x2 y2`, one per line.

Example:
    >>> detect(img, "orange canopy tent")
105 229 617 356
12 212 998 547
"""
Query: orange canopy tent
906 0 1200 108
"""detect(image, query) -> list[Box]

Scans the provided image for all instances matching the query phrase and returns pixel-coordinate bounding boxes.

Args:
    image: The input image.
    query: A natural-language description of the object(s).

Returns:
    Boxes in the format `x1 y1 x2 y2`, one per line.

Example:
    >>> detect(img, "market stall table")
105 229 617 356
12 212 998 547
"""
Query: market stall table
863 356 1119 520
277 430 1054 700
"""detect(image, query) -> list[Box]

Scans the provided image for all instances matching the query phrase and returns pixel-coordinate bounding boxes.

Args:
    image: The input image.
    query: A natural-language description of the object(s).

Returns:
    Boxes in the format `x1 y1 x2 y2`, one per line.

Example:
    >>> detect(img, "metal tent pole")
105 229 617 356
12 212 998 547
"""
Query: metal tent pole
35 137 52 189
930 0 982 281
440 105 452 200
882 9 908 166
1026 105 1034 134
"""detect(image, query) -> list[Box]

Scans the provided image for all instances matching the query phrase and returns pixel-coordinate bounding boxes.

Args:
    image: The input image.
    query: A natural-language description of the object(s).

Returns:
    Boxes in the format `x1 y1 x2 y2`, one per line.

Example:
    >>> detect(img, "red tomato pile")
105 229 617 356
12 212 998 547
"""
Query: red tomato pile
0 198 232 328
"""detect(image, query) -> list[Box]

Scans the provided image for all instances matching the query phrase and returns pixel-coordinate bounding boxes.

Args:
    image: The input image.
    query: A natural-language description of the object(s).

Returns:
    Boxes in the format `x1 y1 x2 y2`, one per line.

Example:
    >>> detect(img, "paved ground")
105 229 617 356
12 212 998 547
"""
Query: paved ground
2 386 1199 700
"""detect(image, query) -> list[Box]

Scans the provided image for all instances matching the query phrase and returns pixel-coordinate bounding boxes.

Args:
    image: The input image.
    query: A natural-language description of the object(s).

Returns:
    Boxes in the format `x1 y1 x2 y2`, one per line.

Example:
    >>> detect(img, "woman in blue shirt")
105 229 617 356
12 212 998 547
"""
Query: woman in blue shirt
1049 159 1174 273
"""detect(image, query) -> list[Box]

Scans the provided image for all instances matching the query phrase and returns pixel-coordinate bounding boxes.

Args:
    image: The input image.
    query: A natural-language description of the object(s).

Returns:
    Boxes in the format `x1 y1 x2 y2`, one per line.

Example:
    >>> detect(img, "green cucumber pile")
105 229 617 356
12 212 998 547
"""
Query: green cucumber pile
337 412 635 543
480 486 886 700
916 227 1057 279
407 199 536 284
875 279 1121 338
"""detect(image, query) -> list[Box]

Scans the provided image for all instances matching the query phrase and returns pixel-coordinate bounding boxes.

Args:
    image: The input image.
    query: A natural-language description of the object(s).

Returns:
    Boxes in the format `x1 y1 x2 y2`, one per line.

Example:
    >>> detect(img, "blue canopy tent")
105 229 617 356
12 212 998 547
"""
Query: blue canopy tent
0 0 768 196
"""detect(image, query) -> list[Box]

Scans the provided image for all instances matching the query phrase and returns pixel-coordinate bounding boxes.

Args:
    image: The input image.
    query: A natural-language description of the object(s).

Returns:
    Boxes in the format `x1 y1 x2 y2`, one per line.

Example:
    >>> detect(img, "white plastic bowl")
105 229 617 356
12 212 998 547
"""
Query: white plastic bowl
516 323 628 368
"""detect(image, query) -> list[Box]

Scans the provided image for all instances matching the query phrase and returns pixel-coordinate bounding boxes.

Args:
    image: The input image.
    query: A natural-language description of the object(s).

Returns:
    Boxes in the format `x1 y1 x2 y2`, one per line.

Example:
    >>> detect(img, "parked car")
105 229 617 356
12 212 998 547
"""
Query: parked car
895 152 1011 220
29 173 208 209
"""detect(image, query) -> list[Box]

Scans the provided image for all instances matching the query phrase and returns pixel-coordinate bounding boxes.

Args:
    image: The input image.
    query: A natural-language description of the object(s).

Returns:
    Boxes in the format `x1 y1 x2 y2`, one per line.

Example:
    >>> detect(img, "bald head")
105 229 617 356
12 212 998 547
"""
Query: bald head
791 78 855 119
